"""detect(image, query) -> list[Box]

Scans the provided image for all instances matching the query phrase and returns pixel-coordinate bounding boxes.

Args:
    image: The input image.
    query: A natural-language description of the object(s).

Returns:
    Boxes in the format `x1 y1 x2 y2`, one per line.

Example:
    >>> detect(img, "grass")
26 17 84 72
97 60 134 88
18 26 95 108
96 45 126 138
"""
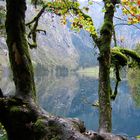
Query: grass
77 66 99 78
77 66 115 78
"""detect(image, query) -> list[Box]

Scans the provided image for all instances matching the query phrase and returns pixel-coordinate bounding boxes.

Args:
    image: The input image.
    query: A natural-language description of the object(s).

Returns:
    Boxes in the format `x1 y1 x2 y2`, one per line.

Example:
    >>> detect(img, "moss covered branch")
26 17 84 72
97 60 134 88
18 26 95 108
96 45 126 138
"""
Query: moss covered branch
26 5 47 49
111 47 140 100
111 47 140 67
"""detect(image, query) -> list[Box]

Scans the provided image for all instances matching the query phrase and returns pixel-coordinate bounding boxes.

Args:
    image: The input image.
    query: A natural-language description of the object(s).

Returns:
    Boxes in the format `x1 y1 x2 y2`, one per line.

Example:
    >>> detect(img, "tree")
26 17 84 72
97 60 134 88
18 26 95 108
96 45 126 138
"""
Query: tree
0 0 139 139
0 0 92 139
44 0 117 132
43 0 140 133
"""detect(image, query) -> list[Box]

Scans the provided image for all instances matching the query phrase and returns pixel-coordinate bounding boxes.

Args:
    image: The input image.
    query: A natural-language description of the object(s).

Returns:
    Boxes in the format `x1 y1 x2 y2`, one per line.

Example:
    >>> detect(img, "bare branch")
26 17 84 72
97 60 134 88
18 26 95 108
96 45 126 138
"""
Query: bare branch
26 5 47 26
112 26 117 46
114 23 140 30
26 5 47 48
114 16 140 30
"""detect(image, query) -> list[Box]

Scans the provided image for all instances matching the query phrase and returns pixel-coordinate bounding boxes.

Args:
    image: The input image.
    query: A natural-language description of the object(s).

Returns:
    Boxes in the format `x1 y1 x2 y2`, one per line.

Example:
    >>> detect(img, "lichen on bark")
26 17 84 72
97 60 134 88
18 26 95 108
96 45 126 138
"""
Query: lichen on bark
5 0 36 100
96 0 117 133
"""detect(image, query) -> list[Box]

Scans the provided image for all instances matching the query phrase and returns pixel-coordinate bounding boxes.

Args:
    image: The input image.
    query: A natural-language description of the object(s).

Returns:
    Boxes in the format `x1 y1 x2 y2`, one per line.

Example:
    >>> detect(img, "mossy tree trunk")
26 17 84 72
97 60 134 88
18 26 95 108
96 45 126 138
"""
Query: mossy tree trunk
97 0 116 133
0 0 90 139
0 0 39 139
0 0 106 140
0 0 126 139
5 0 36 100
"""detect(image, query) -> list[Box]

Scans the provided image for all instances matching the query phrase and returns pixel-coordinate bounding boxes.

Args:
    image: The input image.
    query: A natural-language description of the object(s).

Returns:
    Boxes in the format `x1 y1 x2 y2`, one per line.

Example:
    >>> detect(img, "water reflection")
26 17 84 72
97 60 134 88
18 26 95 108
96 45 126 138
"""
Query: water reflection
36 74 79 116
112 80 140 136
1 68 140 137
36 73 140 137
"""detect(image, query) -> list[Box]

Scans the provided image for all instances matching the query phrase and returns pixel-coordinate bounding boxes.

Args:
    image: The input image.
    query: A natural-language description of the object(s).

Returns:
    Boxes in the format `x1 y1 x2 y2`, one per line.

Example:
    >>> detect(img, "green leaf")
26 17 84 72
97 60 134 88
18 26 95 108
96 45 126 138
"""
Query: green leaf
102 8 106 13
88 1 93 5
136 135 140 138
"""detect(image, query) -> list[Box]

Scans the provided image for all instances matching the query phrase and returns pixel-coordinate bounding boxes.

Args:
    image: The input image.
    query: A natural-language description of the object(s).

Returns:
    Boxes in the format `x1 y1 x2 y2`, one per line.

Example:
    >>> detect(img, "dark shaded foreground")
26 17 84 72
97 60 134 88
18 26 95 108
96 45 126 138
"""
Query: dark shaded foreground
0 90 126 140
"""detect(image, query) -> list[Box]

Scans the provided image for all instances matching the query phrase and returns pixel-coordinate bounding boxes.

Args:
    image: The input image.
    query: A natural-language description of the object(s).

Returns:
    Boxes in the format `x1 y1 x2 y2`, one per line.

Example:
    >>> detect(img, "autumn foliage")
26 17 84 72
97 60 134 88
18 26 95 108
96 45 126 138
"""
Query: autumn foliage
121 0 140 24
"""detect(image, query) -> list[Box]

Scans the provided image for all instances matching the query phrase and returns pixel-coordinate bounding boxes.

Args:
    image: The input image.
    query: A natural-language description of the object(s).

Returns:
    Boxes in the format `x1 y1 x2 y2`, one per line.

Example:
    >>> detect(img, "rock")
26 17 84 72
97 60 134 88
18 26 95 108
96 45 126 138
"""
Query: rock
83 130 127 140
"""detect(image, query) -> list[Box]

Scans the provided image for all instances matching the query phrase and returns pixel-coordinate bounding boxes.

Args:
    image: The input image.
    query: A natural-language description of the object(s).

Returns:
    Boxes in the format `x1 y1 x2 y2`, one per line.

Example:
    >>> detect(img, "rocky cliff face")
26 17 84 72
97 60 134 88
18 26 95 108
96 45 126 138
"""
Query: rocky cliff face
0 2 98 73
27 1 140 71
0 2 79 70
26 5 80 70
0 1 140 73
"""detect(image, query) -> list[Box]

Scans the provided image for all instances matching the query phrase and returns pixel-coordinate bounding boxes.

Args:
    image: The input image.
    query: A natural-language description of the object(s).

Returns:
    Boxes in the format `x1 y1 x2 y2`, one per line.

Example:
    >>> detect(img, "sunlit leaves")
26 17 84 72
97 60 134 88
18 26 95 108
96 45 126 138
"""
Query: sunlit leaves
60 15 67 25
46 1 69 15
0 123 6 138
45 0 97 36
71 15 97 36
106 2 114 7
121 0 140 24
82 6 89 12
88 0 93 5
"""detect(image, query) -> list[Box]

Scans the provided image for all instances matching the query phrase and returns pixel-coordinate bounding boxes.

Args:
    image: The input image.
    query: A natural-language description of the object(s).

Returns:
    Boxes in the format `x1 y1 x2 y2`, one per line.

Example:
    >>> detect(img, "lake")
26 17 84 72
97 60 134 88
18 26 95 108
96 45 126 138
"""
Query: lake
0 70 140 139
35 72 140 138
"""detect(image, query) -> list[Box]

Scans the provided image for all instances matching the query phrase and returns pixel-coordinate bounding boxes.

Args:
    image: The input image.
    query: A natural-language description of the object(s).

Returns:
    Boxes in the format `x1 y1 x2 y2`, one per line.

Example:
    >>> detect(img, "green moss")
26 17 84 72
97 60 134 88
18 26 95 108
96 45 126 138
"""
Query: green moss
10 106 21 112
135 43 140 54
34 119 47 139
120 48 140 58
5 0 36 101
111 47 140 68
34 119 46 131
99 20 113 54
120 48 140 66
47 120 62 140
100 20 113 36
50 136 61 140
111 48 128 66
0 6 6 36
9 98 17 103
34 118 62 139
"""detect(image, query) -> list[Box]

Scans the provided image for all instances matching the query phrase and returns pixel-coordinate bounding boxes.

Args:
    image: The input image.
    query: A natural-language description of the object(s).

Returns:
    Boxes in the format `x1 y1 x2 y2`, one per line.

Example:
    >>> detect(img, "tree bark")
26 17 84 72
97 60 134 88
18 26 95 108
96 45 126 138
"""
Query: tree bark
0 0 91 139
97 0 116 133
5 0 36 100
0 0 126 139
0 95 126 140
1 1 91 139
0 95 91 140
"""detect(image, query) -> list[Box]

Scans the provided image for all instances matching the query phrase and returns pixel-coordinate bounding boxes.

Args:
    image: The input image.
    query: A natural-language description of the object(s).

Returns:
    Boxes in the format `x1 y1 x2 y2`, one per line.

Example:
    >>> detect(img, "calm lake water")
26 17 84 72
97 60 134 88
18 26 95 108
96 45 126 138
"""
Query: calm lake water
35 73 140 138
0 70 140 139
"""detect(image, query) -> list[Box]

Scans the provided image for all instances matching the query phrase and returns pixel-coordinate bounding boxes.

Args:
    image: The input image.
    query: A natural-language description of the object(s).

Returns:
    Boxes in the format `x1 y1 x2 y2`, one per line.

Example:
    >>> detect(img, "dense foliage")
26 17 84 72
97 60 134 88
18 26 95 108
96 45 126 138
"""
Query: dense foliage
122 0 140 24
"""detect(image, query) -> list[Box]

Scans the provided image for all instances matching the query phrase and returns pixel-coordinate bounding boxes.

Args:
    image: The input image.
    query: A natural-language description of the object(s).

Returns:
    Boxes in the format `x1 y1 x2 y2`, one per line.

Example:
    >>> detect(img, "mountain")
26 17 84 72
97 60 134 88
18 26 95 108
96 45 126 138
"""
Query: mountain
0 1 140 73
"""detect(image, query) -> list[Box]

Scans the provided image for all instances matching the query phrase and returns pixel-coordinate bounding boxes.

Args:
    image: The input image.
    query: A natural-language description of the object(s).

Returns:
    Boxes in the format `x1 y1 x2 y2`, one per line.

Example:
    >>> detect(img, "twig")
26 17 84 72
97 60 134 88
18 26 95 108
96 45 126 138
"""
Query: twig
112 26 117 46
26 5 47 48
114 16 140 30
114 23 140 30
26 5 47 26
123 5 138 19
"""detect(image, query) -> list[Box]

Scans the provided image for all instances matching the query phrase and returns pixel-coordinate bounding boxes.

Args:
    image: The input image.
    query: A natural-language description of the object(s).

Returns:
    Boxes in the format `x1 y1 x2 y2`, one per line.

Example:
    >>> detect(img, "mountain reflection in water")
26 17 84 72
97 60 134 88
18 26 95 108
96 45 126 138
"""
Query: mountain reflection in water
36 73 140 137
